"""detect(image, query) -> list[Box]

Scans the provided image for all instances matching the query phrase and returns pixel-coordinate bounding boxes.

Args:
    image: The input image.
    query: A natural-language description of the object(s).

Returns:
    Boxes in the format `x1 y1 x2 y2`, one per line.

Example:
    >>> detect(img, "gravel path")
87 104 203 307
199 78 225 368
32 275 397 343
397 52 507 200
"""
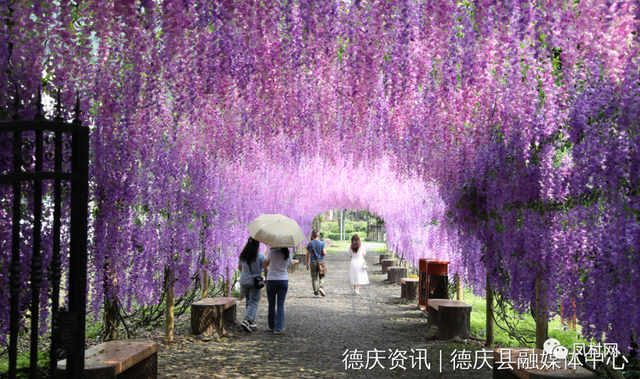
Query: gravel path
156 243 493 378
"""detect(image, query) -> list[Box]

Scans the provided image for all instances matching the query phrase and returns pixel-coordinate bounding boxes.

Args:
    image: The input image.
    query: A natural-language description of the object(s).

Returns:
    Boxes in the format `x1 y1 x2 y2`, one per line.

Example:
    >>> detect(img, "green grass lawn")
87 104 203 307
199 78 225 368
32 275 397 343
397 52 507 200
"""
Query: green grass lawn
323 240 387 255
463 288 589 348
373 244 388 253
325 240 351 254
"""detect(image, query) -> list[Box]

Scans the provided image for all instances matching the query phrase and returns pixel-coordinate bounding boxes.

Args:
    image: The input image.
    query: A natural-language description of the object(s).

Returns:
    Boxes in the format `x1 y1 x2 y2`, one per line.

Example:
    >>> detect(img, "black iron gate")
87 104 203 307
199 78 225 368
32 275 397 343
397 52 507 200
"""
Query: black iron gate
1 88 88 379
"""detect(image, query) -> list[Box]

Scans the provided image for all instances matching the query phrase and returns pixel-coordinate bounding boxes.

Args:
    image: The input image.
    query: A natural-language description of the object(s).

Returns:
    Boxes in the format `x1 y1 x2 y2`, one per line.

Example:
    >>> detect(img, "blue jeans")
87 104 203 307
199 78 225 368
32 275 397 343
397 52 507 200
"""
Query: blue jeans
240 284 261 323
266 280 288 332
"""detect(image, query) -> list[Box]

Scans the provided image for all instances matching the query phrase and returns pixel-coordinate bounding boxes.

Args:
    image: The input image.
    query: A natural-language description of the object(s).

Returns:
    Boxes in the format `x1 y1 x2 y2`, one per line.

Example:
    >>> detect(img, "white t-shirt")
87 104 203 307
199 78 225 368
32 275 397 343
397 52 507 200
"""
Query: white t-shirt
266 248 292 281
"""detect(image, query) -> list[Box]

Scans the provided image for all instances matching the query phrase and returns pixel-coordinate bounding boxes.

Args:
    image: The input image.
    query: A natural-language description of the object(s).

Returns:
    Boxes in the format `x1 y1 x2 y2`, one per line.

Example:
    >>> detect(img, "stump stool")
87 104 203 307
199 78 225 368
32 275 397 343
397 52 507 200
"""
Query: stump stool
191 297 237 337
322 238 334 247
381 259 396 274
378 254 390 264
492 348 596 379
58 340 158 379
288 259 299 274
387 267 407 284
400 278 418 301
427 299 472 340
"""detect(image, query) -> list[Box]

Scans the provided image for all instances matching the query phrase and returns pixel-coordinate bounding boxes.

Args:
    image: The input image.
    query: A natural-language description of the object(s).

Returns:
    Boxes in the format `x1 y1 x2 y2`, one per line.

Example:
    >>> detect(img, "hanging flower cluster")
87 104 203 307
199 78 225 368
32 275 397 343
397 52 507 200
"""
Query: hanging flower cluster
0 0 638 351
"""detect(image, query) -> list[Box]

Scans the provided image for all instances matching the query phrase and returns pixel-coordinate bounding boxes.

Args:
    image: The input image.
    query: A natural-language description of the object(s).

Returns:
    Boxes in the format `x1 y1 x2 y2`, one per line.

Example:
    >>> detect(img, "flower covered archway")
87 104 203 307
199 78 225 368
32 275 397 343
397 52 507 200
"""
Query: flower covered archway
1 0 639 351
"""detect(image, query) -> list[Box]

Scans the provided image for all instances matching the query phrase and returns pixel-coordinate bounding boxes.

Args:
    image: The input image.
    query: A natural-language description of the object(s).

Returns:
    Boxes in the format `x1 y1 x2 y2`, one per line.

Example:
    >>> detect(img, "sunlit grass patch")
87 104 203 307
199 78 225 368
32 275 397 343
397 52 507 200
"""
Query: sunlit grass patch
374 244 388 253
325 240 351 254
323 240 386 255
464 288 589 348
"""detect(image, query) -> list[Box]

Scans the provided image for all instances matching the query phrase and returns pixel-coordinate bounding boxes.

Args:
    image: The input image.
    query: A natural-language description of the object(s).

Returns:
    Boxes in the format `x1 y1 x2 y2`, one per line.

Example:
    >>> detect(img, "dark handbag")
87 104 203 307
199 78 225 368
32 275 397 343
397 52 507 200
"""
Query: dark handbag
248 262 264 289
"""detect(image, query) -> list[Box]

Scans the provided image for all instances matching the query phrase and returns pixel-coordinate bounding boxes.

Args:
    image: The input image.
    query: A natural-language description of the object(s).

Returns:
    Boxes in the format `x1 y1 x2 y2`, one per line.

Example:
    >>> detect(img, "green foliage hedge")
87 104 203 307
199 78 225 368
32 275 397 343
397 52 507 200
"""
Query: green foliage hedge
320 221 367 235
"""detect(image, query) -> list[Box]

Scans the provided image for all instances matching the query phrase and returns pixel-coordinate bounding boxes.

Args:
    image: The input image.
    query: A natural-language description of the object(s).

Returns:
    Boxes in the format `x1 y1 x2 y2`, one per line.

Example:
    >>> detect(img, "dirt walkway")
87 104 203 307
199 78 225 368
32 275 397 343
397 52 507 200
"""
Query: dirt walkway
156 243 493 378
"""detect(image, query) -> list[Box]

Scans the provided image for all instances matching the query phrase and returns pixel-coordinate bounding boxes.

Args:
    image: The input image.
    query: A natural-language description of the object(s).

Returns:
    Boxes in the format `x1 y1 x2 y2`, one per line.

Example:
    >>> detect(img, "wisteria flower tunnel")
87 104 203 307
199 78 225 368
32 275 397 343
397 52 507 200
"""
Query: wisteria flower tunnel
1 0 639 353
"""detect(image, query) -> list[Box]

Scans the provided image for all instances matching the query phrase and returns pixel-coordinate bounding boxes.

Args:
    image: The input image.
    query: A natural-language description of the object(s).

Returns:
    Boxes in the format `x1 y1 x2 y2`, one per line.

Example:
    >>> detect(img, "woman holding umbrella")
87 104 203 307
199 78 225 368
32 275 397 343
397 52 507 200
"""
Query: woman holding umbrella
248 214 304 335
237 237 265 332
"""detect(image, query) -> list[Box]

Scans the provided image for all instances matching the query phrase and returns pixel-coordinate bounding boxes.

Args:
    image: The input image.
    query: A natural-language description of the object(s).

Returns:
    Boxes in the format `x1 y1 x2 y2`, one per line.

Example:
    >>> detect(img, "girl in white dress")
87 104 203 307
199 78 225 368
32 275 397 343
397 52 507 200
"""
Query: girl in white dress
349 234 369 296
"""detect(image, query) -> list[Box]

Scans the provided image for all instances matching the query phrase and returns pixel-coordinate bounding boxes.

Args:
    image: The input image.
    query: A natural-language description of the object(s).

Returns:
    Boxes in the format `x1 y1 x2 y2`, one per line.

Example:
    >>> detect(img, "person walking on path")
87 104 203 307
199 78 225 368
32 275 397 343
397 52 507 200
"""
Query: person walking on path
349 234 368 296
306 229 327 297
265 247 292 334
237 237 265 332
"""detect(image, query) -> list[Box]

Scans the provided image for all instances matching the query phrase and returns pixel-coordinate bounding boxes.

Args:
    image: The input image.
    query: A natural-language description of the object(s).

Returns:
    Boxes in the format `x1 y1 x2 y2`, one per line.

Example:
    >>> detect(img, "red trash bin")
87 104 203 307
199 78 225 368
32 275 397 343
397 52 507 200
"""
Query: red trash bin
418 258 449 312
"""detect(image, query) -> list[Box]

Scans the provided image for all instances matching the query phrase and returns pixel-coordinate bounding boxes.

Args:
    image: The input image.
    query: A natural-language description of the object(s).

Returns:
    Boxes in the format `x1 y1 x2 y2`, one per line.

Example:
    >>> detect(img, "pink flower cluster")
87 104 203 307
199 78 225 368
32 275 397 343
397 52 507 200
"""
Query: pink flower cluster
0 0 638 351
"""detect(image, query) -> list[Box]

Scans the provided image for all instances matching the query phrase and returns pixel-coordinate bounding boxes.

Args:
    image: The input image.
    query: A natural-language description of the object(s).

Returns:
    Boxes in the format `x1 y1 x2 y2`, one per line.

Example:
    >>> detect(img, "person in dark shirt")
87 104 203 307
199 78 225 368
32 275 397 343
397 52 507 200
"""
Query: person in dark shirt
306 229 327 297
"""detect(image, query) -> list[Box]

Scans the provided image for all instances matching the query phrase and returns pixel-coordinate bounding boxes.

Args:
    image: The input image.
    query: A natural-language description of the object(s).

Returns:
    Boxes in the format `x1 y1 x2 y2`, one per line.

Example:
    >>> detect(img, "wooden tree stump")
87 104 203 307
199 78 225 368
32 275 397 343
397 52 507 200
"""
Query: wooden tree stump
191 298 237 337
400 278 418 301
381 259 396 274
387 267 407 284
378 254 390 264
58 340 158 379
288 260 299 274
427 299 472 340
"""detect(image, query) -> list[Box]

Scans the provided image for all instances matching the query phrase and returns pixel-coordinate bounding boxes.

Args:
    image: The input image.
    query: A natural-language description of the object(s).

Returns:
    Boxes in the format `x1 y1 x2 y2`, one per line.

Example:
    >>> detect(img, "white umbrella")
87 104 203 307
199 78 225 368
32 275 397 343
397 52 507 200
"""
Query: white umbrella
248 214 305 248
